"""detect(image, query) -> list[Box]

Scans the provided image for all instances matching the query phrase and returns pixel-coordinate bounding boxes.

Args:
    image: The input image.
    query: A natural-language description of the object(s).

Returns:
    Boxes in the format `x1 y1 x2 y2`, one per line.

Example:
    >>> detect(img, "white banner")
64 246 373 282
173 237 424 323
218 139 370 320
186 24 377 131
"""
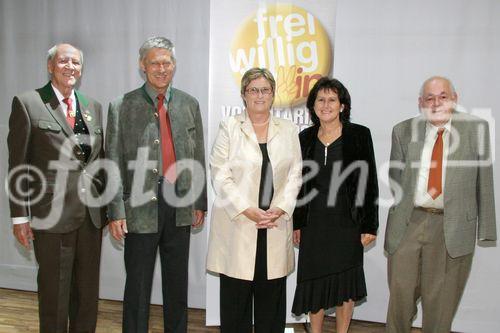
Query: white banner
207 0 338 325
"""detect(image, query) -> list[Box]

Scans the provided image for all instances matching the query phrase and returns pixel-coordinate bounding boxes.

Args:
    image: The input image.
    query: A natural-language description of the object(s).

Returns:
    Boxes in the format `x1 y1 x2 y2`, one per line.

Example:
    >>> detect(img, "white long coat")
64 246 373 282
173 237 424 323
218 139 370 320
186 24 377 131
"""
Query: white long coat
207 112 302 280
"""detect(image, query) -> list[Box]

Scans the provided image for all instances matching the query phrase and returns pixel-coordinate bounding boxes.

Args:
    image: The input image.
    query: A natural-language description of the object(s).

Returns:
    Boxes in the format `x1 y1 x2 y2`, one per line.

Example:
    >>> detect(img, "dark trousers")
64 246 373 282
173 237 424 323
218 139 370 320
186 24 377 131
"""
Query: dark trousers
123 181 191 333
220 229 286 333
33 214 102 333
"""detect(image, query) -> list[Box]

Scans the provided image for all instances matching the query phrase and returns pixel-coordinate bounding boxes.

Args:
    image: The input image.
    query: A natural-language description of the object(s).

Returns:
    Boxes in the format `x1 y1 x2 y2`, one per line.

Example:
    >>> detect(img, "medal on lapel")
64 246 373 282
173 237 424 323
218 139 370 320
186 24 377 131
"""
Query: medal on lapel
83 110 92 122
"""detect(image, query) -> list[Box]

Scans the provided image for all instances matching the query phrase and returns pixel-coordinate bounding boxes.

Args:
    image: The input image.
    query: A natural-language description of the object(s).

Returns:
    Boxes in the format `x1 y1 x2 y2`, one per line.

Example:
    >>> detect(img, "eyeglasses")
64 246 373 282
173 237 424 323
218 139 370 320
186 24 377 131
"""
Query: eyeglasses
422 94 452 104
245 87 273 96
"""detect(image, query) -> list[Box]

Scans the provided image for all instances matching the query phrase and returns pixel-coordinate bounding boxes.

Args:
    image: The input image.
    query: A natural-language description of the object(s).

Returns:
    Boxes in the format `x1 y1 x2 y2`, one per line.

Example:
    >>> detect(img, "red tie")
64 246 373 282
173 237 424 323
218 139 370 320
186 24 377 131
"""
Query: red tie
157 94 176 183
427 128 445 199
63 97 75 129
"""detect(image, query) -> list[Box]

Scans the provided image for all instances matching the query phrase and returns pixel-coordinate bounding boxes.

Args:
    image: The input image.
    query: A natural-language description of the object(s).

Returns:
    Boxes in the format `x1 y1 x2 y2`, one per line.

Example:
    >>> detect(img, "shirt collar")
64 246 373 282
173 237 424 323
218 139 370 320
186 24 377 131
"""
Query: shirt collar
145 83 172 106
426 118 451 137
51 83 75 105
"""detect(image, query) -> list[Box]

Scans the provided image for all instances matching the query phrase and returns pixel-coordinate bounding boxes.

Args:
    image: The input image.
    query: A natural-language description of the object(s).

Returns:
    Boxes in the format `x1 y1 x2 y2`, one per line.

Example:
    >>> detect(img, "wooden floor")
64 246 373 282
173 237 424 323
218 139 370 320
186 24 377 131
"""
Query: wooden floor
0 288 422 332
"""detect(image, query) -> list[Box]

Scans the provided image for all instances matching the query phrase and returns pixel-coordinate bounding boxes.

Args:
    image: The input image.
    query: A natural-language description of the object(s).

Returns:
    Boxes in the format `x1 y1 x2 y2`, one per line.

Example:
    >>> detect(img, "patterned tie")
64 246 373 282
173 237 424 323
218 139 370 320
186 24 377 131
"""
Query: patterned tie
63 97 75 129
157 94 176 183
427 128 445 199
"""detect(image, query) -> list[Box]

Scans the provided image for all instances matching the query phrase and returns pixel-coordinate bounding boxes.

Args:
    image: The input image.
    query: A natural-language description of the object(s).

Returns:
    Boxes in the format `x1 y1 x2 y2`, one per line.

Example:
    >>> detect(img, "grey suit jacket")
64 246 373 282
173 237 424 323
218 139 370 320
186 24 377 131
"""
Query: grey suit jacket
7 82 106 233
106 85 207 232
385 111 496 258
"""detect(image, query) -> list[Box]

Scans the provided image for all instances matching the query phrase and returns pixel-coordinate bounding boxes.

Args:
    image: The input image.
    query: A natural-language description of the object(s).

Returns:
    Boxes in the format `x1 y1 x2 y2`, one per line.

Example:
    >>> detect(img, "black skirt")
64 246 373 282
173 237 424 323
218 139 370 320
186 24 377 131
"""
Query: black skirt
292 265 367 315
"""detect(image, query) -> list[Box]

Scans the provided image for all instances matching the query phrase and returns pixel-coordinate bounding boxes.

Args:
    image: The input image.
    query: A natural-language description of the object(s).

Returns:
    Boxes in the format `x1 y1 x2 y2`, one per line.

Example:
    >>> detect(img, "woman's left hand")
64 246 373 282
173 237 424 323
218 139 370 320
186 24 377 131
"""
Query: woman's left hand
255 207 284 229
361 233 376 247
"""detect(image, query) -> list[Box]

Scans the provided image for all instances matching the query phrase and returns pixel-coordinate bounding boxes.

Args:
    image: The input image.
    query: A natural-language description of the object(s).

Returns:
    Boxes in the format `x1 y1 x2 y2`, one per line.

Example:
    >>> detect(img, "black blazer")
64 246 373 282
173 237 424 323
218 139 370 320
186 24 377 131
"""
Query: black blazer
293 122 379 235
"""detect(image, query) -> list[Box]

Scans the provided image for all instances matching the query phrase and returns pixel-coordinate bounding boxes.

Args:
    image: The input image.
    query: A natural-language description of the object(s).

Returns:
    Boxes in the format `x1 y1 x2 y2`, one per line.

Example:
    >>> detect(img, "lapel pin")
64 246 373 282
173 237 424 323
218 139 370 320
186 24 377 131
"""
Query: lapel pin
83 111 92 122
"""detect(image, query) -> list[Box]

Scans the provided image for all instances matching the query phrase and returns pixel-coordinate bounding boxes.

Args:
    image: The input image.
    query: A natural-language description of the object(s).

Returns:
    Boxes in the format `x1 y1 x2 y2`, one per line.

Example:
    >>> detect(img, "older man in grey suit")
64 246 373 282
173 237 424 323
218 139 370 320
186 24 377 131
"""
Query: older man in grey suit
385 76 496 332
106 36 207 333
7 43 106 333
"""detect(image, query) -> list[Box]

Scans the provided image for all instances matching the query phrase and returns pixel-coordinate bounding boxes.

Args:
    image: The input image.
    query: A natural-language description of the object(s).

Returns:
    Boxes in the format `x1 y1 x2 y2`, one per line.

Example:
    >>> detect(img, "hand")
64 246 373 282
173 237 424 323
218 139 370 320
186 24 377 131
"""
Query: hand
255 207 285 229
242 207 277 229
265 207 284 222
361 233 376 247
13 222 34 249
192 210 205 228
109 219 127 241
293 229 301 245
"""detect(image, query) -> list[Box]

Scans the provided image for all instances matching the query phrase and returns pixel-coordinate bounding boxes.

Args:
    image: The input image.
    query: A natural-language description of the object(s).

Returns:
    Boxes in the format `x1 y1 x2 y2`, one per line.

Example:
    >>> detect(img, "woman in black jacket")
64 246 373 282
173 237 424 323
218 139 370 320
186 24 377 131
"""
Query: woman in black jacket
292 77 379 333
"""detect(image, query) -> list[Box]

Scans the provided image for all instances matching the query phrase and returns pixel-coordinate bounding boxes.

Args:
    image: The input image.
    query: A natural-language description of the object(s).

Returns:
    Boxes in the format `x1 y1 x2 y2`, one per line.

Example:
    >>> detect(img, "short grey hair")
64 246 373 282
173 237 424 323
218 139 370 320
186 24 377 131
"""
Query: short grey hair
47 43 84 67
139 36 176 62
240 67 276 108
419 76 456 97
240 67 276 96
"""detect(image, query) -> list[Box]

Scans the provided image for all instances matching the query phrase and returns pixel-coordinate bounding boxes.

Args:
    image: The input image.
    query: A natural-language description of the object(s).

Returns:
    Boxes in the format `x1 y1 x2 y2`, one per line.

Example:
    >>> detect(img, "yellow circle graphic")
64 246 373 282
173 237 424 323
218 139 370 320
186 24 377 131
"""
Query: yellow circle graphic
230 3 332 107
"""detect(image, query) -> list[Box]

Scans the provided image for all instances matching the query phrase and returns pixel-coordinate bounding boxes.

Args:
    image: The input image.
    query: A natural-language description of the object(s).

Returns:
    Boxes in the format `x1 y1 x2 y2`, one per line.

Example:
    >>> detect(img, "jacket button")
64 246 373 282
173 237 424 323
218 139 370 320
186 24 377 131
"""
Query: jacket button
153 139 160 144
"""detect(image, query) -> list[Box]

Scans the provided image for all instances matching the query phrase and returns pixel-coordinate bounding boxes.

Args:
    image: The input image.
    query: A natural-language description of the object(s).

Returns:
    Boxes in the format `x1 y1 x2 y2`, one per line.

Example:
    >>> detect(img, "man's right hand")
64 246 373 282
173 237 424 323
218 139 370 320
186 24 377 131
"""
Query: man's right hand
109 219 127 241
13 222 34 249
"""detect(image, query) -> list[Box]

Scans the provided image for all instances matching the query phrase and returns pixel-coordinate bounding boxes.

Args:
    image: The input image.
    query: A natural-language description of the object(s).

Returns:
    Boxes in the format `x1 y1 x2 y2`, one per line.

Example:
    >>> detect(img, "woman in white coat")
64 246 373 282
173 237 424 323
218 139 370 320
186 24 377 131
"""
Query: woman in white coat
207 68 302 333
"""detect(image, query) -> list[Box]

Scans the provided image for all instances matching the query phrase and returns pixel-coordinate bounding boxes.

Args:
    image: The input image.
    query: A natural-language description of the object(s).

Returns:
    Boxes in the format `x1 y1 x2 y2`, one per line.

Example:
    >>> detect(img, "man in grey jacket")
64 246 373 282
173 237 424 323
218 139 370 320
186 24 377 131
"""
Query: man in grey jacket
106 37 207 333
385 76 496 332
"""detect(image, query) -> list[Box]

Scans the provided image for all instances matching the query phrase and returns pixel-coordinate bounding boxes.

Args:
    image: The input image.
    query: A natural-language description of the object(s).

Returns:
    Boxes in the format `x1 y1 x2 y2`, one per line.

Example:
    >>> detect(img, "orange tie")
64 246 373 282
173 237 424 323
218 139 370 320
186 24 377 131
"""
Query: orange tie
427 128 445 199
63 97 75 129
157 94 176 183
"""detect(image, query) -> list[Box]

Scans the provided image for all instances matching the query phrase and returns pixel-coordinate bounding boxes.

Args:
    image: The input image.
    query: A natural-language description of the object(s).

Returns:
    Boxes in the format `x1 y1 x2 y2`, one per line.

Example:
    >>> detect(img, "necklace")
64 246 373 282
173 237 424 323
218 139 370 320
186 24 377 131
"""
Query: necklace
250 116 270 126
319 123 342 166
